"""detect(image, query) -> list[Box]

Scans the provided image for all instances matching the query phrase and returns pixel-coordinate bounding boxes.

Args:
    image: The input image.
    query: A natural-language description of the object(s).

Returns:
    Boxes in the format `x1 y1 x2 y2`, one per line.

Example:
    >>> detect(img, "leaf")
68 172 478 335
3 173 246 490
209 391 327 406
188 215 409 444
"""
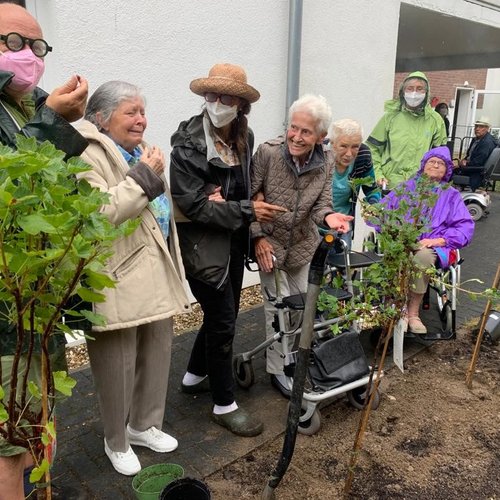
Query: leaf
17 214 56 234
0 405 8 424
84 270 116 290
53 371 76 397
28 381 42 400
77 287 106 302
29 458 50 483
80 309 107 326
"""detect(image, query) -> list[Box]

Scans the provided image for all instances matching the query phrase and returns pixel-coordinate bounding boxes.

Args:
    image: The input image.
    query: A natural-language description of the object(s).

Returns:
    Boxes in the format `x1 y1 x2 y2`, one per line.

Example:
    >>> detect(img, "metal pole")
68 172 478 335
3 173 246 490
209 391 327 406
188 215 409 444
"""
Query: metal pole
284 0 303 130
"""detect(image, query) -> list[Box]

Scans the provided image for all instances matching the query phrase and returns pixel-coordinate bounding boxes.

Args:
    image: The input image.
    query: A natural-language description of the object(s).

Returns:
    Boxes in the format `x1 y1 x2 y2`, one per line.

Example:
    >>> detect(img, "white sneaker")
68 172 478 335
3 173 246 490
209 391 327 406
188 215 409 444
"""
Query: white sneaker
104 439 141 476
127 424 178 453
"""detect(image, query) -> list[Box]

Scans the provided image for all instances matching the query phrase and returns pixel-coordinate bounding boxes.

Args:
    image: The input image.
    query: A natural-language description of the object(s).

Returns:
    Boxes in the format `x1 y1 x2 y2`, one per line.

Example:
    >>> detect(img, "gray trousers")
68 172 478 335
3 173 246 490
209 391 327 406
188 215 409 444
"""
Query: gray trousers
87 318 173 452
260 264 309 375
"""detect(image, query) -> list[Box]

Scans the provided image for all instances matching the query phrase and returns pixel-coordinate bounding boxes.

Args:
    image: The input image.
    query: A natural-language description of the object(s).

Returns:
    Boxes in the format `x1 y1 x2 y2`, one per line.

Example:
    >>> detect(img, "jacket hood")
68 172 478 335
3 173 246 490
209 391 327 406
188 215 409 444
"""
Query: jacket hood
399 71 430 107
170 113 206 153
384 71 431 114
417 146 454 182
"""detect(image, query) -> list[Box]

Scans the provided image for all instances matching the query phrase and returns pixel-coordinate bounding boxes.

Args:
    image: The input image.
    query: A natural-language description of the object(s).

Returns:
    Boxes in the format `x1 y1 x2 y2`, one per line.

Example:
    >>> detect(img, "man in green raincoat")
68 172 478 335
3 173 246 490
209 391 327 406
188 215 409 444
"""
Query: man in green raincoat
367 71 447 189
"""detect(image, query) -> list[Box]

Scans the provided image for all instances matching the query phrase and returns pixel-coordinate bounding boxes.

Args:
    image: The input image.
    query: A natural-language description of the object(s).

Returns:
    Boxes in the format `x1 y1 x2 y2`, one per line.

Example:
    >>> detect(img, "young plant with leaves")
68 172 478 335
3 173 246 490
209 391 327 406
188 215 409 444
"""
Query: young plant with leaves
0 137 138 498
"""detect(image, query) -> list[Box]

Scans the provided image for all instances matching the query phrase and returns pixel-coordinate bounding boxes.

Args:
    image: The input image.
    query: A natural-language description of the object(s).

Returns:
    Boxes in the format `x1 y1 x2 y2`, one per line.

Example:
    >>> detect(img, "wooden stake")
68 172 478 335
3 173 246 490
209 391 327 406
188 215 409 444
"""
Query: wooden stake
344 320 395 497
465 262 500 389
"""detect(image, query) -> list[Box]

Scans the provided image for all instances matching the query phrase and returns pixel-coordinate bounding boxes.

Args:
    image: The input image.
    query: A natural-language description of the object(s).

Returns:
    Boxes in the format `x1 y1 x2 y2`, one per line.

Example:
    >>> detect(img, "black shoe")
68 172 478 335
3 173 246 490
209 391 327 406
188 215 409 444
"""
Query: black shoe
181 376 210 394
270 374 292 399
211 407 263 437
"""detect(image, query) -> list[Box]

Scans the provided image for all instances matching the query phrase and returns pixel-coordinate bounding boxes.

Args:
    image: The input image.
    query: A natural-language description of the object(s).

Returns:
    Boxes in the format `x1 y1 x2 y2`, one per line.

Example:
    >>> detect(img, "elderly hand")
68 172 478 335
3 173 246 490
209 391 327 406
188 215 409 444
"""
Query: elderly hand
140 146 165 175
208 186 225 203
254 236 274 273
45 75 88 123
252 200 288 223
376 177 388 189
325 213 354 233
419 238 446 248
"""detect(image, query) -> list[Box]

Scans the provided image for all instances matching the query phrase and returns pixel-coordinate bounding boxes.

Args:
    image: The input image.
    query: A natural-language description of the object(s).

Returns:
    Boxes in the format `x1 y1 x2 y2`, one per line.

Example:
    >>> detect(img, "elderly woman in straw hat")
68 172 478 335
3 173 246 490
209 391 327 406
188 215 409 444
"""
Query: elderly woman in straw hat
170 63 285 437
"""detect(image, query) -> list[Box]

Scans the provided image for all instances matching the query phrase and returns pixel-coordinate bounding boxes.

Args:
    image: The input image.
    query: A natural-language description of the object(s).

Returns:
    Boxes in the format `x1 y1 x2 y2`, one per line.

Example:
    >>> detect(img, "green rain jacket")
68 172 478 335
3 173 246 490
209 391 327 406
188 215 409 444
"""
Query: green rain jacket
367 71 447 189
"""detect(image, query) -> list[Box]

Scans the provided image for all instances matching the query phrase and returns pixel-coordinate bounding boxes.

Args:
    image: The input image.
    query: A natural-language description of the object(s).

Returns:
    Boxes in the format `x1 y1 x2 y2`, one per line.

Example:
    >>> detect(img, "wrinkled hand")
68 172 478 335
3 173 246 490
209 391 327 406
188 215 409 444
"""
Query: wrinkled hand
253 200 287 223
459 159 467 168
376 177 387 188
325 213 354 233
208 186 225 203
419 238 445 248
140 146 165 175
45 75 88 123
254 236 274 273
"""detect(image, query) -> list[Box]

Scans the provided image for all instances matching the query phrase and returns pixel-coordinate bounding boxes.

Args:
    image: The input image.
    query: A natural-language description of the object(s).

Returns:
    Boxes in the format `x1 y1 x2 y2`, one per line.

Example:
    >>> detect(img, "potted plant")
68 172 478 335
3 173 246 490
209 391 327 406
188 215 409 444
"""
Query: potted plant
0 137 137 499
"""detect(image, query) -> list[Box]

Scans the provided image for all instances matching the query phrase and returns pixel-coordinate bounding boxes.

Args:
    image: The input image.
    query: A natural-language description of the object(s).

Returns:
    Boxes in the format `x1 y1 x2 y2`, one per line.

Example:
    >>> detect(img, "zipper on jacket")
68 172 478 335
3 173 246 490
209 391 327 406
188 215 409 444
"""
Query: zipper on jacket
215 255 231 290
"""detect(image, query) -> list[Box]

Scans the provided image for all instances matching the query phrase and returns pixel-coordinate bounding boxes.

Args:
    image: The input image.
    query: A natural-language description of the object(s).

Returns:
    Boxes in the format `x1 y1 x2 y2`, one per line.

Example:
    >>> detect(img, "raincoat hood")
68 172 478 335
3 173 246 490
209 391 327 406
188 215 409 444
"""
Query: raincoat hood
398 71 430 109
417 146 454 182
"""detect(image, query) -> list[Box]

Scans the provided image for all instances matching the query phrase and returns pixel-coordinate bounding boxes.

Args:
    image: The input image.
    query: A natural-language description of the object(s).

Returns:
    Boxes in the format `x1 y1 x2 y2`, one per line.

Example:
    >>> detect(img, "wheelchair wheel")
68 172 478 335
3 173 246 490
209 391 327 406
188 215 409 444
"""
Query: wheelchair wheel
347 384 380 410
232 355 255 388
466 202 483 221
291 403 322 436
439 300 453 334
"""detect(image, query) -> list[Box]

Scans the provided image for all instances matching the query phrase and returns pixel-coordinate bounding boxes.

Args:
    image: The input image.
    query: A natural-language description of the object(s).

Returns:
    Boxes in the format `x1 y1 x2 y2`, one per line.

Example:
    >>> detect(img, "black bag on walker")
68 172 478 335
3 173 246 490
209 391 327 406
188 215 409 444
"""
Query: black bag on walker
308 330 369 391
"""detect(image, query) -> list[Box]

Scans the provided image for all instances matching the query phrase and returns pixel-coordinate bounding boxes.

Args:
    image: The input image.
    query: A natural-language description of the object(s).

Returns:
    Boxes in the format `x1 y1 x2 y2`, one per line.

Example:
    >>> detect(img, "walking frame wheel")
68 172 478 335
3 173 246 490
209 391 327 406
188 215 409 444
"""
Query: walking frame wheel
288 401 322 436
232 354 255 388
347 384 380 410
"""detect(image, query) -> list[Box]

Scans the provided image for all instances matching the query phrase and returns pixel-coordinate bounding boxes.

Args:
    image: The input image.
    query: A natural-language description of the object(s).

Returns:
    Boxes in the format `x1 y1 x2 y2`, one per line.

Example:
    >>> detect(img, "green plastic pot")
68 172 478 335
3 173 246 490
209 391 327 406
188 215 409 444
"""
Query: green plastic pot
132 463 184 500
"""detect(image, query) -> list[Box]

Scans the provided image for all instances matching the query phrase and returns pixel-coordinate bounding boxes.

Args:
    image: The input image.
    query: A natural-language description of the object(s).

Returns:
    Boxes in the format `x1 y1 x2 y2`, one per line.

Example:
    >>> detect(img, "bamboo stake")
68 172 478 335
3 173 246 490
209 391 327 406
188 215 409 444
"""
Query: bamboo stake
465 262 500 389
344 319 395 497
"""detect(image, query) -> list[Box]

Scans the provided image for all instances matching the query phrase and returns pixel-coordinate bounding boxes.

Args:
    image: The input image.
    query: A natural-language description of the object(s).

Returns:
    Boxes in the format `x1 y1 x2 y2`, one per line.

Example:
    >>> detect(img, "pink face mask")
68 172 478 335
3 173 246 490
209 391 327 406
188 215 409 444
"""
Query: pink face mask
0 47 45 93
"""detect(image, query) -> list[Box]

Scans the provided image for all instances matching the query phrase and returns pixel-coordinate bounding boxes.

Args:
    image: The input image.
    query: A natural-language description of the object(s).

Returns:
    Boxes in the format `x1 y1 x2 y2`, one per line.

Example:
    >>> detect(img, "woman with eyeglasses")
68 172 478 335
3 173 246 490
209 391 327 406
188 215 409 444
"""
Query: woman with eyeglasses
375 146 474 334
170 63 285 437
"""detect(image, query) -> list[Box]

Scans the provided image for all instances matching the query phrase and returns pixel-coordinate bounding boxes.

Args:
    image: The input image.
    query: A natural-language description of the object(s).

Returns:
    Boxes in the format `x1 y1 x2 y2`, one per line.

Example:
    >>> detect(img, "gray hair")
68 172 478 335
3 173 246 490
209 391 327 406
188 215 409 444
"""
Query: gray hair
328 118 363 144
85 81 145 130
288 94 332 135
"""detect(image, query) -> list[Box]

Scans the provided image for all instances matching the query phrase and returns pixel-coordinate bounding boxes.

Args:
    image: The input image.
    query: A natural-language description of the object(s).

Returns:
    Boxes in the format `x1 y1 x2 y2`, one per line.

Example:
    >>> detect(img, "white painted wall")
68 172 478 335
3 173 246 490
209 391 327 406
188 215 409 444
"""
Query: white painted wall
24 0 499 301
29 0 402 156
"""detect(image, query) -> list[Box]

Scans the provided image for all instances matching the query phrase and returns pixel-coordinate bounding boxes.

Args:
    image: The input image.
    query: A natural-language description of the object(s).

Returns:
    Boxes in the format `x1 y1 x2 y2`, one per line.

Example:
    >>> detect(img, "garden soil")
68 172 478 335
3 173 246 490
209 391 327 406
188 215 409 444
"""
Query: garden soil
206 327 500 499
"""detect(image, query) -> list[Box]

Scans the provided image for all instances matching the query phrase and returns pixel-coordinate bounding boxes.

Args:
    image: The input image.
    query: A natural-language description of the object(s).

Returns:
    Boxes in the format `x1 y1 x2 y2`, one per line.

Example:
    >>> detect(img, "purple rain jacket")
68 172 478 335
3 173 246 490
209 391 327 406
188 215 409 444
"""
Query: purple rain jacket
380 146 474 268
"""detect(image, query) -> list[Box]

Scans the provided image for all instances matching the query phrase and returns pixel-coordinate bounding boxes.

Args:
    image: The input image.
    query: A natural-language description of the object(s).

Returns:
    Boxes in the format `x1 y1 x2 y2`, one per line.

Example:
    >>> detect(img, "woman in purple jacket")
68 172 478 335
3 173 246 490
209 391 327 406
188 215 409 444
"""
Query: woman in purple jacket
382 145 474 334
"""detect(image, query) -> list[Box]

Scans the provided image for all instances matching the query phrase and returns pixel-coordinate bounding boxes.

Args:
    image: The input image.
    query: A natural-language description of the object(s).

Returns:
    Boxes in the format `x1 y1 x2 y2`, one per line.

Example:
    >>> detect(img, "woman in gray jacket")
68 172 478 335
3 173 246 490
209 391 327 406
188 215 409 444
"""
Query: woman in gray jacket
78 81 190 476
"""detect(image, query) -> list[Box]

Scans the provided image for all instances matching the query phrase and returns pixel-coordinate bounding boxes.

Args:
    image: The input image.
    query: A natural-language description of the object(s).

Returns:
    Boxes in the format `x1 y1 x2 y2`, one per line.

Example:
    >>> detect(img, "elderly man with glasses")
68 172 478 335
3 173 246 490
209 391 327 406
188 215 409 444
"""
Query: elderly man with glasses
456 117 498 191
0 3 88 499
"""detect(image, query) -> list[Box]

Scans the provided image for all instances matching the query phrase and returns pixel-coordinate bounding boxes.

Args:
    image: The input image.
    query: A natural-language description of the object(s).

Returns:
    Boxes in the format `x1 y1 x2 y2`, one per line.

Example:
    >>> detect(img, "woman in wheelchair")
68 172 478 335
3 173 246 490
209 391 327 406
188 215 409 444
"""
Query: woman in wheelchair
380 146 474 334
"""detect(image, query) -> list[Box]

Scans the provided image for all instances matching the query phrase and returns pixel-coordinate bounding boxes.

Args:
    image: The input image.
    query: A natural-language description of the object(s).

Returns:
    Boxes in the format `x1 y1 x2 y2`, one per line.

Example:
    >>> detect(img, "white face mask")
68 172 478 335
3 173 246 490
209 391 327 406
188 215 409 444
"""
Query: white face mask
206 101 238 128
404 91 425 108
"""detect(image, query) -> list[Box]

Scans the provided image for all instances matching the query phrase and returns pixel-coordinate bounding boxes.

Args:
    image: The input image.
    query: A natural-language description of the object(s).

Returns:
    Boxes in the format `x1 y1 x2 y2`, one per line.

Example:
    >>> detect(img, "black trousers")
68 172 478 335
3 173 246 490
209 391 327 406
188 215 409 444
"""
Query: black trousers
186 237 245 406
456 166 485 191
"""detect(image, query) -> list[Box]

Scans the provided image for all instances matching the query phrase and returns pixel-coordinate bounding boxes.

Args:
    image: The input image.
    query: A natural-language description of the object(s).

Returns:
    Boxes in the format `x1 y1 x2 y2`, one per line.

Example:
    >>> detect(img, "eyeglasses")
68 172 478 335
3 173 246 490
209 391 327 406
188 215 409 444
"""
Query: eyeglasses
0 32 52 58
204 92 238 106
426 159 446 167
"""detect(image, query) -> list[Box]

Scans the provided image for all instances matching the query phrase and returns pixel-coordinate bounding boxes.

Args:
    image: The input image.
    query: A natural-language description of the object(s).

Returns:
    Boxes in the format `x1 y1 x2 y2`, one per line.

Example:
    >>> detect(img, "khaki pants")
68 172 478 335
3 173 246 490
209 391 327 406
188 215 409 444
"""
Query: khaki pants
86 319 173 452
412 247 437 294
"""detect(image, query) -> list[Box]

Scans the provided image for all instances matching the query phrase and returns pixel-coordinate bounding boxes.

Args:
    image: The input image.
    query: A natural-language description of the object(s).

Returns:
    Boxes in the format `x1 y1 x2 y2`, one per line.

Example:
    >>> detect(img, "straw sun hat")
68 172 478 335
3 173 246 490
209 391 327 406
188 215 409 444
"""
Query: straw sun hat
190 63 260 103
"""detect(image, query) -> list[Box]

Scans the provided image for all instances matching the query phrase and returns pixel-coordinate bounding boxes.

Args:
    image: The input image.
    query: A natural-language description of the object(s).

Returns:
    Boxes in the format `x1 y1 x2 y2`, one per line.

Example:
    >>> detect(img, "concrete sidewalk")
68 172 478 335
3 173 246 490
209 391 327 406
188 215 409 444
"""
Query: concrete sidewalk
52 193 499 499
